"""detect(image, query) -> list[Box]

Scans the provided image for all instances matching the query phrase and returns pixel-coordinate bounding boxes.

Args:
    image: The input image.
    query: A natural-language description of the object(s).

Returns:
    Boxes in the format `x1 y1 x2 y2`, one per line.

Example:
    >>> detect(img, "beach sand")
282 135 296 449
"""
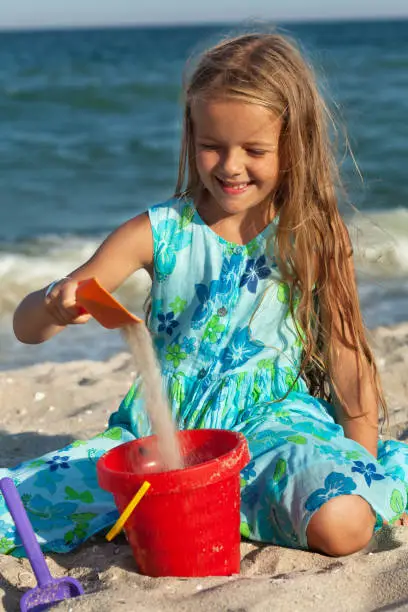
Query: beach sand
1 322 408 611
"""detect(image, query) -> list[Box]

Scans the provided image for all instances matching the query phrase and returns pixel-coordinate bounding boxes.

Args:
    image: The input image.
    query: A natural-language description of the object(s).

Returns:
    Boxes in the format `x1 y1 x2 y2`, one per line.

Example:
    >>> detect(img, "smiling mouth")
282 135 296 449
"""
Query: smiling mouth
216 178 254 193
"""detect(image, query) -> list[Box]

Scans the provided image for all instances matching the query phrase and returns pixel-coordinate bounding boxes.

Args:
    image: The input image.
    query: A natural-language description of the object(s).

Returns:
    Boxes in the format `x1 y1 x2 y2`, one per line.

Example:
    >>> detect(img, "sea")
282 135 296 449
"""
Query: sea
1 19 408 370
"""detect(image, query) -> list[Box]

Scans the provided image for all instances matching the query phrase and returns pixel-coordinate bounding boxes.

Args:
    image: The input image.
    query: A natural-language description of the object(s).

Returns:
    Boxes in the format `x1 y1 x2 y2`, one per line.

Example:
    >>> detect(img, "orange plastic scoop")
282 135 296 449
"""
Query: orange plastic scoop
76 278 142 329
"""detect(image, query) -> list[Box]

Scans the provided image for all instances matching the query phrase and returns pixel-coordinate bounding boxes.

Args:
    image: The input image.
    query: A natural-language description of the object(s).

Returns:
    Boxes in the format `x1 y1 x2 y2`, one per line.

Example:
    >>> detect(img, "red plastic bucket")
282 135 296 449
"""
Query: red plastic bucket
97 428 250 577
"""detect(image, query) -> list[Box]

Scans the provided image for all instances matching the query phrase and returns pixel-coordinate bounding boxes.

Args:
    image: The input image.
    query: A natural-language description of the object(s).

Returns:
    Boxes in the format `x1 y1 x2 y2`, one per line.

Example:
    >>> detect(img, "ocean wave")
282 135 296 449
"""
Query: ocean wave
1 209 408 317
349 208 408 277
4 84 130 113
3 80 179 110
0 235 151 317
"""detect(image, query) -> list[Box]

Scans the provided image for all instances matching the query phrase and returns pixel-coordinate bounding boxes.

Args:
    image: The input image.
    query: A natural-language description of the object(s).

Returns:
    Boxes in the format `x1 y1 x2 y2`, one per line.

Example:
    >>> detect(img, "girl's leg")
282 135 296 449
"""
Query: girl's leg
0 426 135 555
239 396 408 554
306 495 376 556
308 437 408 553
377 438 408 527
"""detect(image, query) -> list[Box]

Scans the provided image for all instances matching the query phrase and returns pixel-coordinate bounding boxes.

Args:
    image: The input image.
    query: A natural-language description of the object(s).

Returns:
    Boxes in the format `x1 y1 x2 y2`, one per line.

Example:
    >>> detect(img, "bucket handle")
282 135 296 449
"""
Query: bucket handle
106 481 151 541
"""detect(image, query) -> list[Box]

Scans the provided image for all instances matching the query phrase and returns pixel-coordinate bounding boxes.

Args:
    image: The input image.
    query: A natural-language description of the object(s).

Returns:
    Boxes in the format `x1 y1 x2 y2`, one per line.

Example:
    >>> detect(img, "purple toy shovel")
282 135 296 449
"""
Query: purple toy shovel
0 477 84 611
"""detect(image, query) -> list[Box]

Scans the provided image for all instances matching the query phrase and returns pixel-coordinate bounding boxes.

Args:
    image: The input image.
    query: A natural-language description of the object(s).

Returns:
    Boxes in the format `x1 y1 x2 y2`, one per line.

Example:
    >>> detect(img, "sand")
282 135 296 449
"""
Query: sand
122 323 182 471
1 322 408 612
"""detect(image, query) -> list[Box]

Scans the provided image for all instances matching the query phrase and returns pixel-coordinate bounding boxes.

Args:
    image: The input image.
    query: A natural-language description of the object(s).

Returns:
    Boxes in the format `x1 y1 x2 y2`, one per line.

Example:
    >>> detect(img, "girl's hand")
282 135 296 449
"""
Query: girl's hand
14 212 152 344
44 278 92 326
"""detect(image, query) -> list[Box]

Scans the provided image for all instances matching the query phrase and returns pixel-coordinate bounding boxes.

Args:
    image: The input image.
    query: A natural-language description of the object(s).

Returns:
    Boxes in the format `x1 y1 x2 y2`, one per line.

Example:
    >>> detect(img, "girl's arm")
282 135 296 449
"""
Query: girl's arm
13 212 153 345
322 247 379 458
328 332 379 458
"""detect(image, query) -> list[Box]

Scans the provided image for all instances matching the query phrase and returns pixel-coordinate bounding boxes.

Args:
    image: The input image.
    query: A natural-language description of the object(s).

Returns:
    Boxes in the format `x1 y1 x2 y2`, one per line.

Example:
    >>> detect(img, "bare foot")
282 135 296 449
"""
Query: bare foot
395 513 408 526
383 513 408 527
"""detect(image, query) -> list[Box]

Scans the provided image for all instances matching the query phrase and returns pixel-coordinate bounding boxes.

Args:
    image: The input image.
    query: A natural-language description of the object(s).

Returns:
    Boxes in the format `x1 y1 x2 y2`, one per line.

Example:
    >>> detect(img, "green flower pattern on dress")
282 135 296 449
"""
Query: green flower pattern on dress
169 296 187 314
165 344 188 367
390 489 405 516
203 315 225 343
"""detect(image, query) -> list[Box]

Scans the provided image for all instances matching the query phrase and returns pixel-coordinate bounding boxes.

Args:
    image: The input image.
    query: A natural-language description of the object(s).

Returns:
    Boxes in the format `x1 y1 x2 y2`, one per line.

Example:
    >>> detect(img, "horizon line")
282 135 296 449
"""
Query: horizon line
1 13 407 34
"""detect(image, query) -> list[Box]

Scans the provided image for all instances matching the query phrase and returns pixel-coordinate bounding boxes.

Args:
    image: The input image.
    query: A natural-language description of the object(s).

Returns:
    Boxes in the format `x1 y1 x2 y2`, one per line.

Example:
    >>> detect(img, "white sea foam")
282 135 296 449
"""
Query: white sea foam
349 208 408 277
1 210 408 318
0 235 151 317
1 210 408 371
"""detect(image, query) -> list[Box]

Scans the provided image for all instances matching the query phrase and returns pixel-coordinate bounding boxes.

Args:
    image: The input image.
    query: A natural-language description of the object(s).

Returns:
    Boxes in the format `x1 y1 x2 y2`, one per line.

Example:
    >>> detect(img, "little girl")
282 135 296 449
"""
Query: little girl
3 32 408 558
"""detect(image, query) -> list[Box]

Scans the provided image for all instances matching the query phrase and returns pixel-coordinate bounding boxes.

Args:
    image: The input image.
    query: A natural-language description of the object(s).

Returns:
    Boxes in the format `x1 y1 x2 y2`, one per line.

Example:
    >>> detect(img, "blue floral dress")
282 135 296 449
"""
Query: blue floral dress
1 197 408 556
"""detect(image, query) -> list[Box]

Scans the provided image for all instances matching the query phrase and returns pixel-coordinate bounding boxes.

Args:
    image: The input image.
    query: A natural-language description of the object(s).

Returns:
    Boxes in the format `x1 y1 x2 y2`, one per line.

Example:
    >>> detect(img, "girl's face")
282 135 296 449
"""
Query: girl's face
192 98 281 219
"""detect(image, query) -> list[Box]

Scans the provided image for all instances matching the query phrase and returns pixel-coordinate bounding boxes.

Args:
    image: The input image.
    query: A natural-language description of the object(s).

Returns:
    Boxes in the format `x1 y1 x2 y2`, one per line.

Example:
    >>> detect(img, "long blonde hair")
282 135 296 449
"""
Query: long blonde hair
173 32 387 419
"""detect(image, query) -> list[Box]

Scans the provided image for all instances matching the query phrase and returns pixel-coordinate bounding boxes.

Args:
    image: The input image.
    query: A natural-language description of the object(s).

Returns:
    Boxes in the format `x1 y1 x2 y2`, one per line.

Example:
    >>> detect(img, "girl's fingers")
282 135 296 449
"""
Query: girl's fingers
44 279 91 326
45 309 67 326
44 294 73 325
72 312 92 325
44 294 68 325
55 302 79 325
49 304 91 326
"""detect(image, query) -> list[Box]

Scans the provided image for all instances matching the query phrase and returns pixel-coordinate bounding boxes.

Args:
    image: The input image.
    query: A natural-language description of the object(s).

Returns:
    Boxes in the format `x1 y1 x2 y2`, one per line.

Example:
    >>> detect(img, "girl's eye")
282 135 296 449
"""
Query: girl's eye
199 144 219 150
247 149 266 156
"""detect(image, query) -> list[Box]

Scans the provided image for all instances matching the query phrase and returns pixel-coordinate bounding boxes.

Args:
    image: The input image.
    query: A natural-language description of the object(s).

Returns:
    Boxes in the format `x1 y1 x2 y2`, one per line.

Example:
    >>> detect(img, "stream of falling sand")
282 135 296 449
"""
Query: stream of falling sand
122 323 183 471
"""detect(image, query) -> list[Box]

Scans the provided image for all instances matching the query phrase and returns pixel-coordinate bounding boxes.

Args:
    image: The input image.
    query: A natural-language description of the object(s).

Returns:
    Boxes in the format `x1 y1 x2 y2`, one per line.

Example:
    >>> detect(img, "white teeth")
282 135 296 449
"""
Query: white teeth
222 182 248 189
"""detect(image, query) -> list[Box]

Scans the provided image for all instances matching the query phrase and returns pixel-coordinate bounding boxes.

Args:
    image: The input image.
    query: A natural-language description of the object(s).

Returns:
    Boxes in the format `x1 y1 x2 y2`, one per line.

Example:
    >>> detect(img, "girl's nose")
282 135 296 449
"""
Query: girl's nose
220 149 244 177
